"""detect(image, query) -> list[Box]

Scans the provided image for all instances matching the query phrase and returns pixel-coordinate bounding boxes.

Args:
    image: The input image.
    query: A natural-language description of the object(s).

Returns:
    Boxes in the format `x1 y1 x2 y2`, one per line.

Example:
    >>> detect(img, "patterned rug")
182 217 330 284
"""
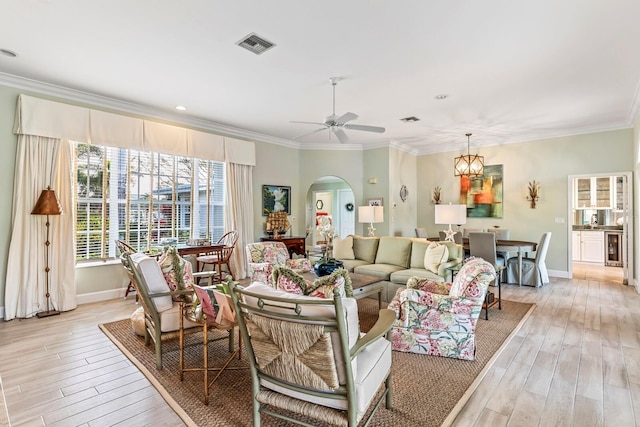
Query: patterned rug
100 298 534 427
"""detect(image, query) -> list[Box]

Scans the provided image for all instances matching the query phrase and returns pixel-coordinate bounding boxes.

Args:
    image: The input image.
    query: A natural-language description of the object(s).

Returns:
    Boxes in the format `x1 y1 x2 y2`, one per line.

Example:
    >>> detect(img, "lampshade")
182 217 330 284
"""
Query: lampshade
434 204 466 225
454 133 484 177
31 187 62 216
358 205 383 223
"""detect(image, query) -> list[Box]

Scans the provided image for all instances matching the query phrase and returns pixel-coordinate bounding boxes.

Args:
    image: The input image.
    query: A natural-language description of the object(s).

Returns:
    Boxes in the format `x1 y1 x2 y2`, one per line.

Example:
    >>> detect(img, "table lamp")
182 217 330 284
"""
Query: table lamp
435 203 466 242
358 205 383 237
31 186 63 318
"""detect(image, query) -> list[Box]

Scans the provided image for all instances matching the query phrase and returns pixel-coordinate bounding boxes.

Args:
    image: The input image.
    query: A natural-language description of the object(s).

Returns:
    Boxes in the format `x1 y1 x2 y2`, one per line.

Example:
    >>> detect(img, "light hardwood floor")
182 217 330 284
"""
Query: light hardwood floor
0 265 638 427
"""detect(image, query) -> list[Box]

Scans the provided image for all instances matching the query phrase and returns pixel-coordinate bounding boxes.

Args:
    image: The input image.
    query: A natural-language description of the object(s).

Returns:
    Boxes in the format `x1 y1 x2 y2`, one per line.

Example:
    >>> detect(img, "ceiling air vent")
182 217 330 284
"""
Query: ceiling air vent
400 116 420 122
236 33 275 55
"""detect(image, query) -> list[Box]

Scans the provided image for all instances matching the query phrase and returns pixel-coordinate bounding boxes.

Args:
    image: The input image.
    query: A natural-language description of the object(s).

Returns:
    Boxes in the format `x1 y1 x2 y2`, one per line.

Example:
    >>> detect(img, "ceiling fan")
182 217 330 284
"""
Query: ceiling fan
291 77 385 144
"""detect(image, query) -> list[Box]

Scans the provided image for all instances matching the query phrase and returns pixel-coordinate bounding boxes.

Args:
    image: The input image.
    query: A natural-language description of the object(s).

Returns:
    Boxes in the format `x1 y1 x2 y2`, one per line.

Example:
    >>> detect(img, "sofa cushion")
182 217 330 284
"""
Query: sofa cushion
409 240 430 268
352 236 379 263
424 242 449 273
440 240 462 260
332 236 355 260
390 268 445 285
374 237 412 268
340 259 371 272
354 263 404 281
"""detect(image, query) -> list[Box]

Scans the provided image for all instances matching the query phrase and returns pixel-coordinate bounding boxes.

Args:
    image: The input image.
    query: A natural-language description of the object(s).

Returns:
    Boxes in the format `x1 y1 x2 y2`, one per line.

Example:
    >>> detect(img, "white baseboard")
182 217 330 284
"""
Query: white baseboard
548 269 570 279
76 288 128 305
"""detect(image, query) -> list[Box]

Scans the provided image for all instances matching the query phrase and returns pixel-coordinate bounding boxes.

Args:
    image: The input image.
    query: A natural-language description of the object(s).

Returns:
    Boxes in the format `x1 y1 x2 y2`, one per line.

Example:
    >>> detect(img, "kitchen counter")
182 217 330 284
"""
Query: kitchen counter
572 225 623 231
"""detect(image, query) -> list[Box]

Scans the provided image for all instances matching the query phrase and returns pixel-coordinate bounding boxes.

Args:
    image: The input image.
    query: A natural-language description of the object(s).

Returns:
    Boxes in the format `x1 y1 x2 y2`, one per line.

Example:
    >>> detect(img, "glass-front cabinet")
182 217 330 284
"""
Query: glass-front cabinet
575 177 613 209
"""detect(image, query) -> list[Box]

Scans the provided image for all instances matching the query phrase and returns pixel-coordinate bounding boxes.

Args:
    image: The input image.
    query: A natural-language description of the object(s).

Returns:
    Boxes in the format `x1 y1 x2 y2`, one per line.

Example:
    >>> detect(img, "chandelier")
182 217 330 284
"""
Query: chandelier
454 133 484 177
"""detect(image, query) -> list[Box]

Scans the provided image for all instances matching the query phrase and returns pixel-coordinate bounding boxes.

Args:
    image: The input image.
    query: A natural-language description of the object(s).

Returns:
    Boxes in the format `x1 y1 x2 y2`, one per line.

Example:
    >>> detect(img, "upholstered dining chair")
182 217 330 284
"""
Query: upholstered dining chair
415 227 427 238
506 232 552 287
179 284 243 405
195 230 238 284
126 252 200 370
486 228 511 262
228 280 394 426
468 232 506 285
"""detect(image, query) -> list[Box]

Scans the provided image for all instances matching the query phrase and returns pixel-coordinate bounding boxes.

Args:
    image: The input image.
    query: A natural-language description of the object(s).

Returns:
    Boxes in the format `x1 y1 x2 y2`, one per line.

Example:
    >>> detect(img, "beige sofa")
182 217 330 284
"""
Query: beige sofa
335 235 464 301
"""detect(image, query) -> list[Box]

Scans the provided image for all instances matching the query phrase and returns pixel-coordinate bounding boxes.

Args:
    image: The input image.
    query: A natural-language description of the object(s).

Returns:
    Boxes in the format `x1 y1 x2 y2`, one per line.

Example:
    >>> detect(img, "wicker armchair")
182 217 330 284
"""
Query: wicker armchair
126 252 200 369
229 281 394 426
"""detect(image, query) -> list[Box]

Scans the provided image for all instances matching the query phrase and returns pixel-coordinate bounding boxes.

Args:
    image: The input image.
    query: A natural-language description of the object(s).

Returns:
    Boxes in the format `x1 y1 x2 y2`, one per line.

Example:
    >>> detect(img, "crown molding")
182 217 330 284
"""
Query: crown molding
627 78 640 128
0 72 301 149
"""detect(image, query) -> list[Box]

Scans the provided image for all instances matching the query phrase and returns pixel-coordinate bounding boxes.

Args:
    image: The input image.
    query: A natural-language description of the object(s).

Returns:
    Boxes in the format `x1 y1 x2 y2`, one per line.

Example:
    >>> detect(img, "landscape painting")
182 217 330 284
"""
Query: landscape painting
262 185 291 216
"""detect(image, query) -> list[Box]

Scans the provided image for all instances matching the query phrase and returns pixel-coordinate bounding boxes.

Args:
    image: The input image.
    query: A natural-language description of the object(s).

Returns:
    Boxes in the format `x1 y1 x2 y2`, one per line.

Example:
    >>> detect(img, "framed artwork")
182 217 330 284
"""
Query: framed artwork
262 185 291 216
367 198 384 207
459 164 503 218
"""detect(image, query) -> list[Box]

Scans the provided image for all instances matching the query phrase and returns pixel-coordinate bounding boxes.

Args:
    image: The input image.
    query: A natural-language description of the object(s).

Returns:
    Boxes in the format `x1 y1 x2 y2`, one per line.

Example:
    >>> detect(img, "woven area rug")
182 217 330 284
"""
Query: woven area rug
100 298 534 427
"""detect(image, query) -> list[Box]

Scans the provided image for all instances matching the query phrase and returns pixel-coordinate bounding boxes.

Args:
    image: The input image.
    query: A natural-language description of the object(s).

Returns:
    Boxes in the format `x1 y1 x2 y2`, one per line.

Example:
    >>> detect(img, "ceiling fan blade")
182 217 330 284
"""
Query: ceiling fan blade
343 124 386 133
293 127 328 140
334 112 358 125
333 128 350 144
291 120 326 126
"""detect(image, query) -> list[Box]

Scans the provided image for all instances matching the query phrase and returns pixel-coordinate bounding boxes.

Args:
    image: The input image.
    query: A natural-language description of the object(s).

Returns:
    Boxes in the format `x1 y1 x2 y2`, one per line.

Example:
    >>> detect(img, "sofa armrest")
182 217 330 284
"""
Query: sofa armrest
351 309 395 358
438 259 462 278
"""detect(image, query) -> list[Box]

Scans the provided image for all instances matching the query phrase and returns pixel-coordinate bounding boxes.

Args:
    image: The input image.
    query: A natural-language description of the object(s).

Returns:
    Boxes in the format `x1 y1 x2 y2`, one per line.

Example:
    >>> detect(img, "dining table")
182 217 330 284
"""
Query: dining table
461 238 537 286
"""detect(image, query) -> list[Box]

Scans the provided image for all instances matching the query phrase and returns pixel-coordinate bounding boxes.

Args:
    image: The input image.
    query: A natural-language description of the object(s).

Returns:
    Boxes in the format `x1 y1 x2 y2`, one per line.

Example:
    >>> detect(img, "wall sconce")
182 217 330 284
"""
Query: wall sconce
431 186 441 204
527 180 540 208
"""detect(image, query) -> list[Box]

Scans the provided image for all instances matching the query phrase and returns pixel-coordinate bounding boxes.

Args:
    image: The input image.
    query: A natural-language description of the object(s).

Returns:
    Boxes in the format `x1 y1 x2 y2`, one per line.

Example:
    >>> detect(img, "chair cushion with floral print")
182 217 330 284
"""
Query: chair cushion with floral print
448 256 496 299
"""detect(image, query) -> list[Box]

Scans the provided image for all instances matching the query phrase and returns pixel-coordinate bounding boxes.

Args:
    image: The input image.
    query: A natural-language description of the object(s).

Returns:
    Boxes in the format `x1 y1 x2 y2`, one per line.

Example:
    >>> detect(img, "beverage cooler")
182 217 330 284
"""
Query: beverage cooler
605 231 623 267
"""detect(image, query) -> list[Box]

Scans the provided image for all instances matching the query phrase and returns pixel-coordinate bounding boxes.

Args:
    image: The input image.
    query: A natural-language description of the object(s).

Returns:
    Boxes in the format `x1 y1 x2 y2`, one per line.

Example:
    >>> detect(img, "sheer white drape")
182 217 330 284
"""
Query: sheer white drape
224 162 254 279
5 135 76 320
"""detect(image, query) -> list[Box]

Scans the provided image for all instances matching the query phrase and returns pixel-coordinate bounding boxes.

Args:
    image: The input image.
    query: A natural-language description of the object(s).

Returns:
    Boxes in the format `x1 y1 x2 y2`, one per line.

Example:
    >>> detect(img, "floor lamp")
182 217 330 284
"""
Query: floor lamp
31 186 63 318
358 205 383 237
435 203 466 242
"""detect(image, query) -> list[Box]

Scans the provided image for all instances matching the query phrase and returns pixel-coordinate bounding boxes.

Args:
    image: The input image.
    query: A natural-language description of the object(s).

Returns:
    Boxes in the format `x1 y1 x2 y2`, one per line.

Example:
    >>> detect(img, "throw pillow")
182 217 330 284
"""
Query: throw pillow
424 242 449 274
306 268 354 299
273 267 311 295
332 236 355 260
158 246 195 302
286 257 312 273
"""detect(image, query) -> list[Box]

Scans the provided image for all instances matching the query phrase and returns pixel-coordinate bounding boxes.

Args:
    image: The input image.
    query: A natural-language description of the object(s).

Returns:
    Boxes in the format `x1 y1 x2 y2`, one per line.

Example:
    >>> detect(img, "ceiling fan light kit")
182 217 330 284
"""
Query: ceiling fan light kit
292 77 385 144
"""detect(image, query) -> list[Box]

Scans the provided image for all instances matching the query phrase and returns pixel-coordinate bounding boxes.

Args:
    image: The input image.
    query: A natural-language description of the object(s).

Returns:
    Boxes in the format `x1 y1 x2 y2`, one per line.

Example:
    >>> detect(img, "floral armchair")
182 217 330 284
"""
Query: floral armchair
245 241 311 286
388 257 496 360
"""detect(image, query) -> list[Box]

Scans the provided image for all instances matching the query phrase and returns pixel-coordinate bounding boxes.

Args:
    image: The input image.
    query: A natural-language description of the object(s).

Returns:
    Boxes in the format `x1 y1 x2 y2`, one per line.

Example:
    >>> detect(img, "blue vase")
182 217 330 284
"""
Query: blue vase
314 259 344 277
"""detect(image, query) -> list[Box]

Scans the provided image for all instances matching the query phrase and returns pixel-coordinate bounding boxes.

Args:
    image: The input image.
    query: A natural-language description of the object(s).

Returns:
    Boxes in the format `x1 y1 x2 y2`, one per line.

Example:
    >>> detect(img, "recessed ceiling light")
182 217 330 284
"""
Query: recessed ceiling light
175 105 187 111
0 49 18 58
434 94 448 100
400 116 420 122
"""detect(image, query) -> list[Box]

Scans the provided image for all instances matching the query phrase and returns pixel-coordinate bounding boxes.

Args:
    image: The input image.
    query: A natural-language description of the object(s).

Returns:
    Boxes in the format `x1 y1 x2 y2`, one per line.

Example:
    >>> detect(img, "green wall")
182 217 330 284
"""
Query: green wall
0 81 637 315
416 129 634 275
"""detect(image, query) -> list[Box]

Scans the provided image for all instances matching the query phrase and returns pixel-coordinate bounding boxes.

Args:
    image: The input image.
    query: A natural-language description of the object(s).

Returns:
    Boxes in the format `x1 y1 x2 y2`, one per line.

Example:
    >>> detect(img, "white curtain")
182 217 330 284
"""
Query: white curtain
224 162 254 279
4 135 76 320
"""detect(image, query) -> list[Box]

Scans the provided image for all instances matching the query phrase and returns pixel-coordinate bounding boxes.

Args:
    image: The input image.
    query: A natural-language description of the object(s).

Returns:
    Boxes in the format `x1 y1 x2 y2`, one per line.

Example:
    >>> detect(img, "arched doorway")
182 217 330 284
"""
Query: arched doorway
306 176 355 245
